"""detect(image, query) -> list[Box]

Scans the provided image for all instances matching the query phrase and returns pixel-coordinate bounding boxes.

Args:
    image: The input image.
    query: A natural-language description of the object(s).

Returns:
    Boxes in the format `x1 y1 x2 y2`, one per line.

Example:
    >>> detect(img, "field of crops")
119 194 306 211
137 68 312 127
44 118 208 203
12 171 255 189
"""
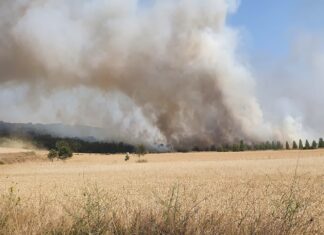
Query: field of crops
0 148 323 234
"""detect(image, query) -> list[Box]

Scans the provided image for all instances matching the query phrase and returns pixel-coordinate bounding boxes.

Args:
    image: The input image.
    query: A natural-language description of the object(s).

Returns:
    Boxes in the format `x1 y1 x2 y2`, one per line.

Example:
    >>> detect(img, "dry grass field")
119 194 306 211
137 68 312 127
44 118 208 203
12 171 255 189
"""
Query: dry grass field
0 148 323 234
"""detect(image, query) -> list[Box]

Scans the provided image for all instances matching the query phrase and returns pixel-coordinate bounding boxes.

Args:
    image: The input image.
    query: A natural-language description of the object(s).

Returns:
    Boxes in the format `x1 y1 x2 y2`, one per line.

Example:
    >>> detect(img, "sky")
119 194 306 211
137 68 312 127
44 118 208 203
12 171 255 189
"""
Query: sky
228 0 324 58
228 0 324 57
228 0 324 139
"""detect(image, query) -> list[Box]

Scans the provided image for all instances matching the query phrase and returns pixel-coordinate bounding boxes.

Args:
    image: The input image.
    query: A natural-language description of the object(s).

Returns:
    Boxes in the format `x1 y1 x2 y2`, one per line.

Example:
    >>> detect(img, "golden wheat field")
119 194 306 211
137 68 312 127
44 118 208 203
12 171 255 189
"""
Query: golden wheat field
0 147 323 234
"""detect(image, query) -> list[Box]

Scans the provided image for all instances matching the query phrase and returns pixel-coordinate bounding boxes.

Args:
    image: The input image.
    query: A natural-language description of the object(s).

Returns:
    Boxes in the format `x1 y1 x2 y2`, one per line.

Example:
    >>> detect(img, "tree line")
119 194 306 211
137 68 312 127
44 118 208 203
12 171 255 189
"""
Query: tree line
200 138 324 152
32 134 136 154
0 132 135 154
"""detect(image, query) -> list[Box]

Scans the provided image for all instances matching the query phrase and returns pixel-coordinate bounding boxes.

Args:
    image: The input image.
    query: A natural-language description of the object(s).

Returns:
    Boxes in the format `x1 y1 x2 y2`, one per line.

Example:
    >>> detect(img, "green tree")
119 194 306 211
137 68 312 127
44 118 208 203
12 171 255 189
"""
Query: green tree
276 141 283 150
222 144 230 152
305 140 310 149
312 140 317 149
239 140 245 152
319 138 324 148
56 141 73 159
292 141 298 149
47 149 58 161
136 144 146 160
298 139 303 150
285 141 290 150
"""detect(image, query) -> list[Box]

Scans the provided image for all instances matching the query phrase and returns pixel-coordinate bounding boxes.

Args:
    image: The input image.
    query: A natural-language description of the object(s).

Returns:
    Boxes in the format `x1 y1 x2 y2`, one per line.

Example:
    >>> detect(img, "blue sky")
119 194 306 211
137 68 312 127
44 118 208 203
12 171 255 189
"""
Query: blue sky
228 0 324 58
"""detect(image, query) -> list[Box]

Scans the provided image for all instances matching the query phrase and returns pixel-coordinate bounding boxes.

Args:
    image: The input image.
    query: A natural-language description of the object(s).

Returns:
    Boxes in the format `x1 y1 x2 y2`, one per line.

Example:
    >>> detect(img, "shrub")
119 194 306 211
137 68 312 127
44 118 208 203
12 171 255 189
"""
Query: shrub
47 149 58 161
136 144 146 160
47 141 74 160
125 153 130 161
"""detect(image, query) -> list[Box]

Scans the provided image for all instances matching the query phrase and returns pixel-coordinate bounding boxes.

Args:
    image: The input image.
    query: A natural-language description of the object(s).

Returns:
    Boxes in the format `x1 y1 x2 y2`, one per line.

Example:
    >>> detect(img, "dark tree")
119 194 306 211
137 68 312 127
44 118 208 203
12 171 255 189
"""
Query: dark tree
47 149 58 161
276 141 283 150
232 144 239 152
136 144 146 160
293 141 298 149
299 139 303 150
56 141 73 159
305 140 310 150
271 141 276 150
192 146 200 152
210 145 216 152
312 140 317 149
222 144 231 152
239 140 245 152
319 138 324 148
286 141 290 150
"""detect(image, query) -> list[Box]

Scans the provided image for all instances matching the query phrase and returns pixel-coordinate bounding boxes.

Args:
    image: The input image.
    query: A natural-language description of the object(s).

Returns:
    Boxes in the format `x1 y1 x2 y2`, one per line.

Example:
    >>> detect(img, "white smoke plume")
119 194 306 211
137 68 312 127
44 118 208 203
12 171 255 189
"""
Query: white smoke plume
0 0 287 148
257 32 324 142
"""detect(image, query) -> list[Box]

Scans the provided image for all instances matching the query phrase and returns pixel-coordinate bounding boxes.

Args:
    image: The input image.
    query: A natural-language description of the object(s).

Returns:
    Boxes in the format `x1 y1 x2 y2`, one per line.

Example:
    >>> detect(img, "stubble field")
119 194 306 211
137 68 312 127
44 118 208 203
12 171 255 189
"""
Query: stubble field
0 148 323 234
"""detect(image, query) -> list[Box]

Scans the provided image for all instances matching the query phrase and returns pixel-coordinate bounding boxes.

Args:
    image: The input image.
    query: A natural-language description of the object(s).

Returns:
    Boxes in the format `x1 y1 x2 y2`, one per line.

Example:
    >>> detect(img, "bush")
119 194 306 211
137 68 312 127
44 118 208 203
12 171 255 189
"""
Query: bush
136 144 146 160
47 141 73 161
125 153 130 161
57 141 73 158
47 149 58 161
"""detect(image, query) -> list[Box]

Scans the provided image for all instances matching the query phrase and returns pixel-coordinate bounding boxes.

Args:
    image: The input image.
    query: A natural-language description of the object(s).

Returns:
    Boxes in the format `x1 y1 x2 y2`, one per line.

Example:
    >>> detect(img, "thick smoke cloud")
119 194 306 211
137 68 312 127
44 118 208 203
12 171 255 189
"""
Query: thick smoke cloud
0 0 277 148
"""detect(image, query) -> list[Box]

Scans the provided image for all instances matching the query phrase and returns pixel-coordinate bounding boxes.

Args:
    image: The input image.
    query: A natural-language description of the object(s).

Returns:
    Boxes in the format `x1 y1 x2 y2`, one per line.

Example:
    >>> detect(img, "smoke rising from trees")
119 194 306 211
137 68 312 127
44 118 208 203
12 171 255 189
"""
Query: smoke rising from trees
0 0 319 148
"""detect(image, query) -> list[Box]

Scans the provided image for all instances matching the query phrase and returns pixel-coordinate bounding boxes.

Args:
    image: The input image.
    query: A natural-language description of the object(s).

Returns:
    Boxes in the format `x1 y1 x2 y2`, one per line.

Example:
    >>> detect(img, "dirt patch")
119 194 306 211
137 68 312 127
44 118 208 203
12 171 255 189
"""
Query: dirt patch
0 151 44 165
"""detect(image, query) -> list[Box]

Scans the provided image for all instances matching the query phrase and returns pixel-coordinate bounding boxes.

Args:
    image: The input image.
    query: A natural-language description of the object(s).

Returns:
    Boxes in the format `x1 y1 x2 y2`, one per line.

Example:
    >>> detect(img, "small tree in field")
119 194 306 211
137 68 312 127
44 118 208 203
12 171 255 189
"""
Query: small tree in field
293 141 298 149
125 152 130 161
305 140 310 149
47 149 58 161
136 144 146 161
55 141 73 159
319 138 324 148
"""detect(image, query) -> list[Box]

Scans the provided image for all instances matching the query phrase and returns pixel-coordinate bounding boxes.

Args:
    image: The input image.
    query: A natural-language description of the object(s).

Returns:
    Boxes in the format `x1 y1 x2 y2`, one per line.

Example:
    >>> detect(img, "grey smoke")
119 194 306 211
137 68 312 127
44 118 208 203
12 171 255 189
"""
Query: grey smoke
0 0 305 148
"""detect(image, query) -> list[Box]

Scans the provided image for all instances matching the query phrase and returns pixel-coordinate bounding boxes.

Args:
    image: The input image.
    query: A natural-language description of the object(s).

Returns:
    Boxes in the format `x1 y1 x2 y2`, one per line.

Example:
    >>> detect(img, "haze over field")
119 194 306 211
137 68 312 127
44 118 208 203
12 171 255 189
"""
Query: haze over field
0 0 323 148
